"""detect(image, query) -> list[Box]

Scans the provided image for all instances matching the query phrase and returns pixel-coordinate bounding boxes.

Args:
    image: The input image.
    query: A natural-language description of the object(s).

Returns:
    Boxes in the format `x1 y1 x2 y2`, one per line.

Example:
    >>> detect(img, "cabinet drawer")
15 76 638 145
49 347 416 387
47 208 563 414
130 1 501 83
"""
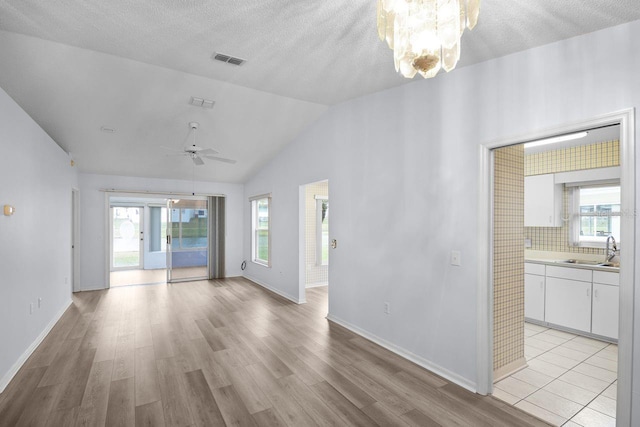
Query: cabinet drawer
593 270 619 286
524 263 546 276
545 265 592 283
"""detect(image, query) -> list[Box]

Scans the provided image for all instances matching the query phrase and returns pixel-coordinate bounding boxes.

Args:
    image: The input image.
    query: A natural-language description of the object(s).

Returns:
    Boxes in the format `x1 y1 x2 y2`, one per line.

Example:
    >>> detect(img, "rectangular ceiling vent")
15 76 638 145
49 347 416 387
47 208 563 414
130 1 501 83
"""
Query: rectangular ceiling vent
213 52 246 66
189 97 215 109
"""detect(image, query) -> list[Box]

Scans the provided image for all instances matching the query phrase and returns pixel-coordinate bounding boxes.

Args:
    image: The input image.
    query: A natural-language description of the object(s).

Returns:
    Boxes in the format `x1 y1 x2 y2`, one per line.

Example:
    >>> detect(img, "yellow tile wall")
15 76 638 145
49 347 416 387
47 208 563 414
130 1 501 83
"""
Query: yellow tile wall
493 144 525 372
524 140 619 255
305 181 328 286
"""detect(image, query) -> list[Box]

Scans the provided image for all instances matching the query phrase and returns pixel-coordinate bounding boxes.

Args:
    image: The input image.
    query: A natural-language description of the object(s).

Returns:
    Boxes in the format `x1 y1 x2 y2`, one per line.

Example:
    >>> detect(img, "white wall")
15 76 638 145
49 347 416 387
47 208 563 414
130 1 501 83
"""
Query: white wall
0 87 77 391
78 173 244 290
244 19 640 415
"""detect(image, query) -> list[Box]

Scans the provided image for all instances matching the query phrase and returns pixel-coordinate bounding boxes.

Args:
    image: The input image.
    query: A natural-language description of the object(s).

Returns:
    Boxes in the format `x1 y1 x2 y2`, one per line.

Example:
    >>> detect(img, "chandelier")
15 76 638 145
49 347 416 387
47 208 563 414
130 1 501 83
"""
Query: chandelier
377 0 480 79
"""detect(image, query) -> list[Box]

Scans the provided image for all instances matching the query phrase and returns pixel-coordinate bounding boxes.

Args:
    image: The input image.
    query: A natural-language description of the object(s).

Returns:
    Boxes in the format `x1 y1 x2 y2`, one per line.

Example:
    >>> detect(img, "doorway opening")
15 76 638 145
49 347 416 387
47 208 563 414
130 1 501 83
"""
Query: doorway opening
300 180 329 309
107 193 226 287
478 111 635 426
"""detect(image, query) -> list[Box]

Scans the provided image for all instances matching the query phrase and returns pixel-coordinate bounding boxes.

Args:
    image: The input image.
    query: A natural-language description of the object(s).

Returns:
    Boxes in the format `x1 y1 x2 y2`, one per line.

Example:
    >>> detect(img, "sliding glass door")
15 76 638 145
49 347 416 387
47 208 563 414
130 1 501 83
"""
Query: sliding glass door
166 198 209 282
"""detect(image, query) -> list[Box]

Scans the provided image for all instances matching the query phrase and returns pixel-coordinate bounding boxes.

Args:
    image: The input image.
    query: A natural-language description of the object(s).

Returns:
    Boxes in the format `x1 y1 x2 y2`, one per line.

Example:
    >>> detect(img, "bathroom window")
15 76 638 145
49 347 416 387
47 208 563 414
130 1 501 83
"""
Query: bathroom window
251 195 271 266
570 184 621 247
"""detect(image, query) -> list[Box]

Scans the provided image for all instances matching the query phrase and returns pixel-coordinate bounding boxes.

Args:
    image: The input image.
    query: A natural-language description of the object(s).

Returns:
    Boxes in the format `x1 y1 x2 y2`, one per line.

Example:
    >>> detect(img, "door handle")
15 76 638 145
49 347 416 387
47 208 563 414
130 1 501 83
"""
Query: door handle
166 235 171 244
594 289 599 298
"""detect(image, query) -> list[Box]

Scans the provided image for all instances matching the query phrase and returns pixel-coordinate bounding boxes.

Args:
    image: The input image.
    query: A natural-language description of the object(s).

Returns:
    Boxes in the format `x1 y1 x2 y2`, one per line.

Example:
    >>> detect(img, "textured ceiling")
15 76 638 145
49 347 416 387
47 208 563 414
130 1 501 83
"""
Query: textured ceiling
0 1 638 182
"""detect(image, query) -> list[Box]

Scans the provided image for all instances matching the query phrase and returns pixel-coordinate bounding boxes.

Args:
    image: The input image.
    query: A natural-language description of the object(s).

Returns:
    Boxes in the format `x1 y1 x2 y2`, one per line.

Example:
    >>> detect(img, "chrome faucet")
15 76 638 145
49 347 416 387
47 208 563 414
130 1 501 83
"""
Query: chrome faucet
606 235 617 262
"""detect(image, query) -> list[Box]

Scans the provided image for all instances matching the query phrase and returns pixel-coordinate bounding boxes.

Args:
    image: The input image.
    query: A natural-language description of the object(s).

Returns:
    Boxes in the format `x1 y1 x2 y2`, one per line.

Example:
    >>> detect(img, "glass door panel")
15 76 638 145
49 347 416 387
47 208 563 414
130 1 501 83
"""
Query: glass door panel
111 206 143 270
167 198 208 282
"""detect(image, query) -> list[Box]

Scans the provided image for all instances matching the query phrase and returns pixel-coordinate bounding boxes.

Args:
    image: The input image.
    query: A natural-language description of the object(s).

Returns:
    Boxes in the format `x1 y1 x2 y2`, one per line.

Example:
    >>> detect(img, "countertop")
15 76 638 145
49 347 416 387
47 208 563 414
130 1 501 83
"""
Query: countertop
525 258 620 273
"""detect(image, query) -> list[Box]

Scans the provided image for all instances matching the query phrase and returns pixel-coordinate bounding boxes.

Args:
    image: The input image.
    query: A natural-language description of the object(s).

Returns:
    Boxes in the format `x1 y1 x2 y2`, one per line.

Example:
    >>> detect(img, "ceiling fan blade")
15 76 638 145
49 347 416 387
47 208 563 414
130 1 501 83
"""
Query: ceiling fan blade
192 156 205 166
202 155 237 164
198 148 219 155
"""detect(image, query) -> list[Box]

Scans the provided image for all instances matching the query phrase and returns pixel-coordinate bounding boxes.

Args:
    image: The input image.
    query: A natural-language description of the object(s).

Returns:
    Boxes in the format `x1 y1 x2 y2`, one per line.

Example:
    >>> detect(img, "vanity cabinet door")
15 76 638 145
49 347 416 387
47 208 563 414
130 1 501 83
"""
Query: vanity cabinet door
524 273 545 322
592 283 619 339
545 277 592 333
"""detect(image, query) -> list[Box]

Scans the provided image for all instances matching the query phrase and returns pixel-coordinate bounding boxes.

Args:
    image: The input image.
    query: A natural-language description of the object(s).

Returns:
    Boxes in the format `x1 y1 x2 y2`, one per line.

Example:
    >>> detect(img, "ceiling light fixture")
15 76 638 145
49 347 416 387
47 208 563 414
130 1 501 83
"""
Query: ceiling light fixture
377 0 480 79
524 131 589 149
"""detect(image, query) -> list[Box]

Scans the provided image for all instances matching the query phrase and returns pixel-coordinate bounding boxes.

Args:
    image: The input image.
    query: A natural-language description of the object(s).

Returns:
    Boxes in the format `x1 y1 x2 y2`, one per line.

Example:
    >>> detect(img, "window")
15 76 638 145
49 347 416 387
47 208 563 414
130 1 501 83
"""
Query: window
316 198 329 266
149 206 167 252
251 196 271 266
570 184 620 246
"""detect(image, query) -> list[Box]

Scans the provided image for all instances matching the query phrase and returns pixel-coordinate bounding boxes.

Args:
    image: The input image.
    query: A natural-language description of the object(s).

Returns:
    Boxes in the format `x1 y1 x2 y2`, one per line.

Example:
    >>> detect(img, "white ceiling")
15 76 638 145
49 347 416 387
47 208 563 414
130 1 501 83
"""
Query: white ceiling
0 1 638 182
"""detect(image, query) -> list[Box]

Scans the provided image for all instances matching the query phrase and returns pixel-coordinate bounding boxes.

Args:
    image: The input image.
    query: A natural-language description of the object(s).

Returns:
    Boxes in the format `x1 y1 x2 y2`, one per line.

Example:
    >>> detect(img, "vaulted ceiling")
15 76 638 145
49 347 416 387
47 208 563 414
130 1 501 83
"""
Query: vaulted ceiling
0 1 638 183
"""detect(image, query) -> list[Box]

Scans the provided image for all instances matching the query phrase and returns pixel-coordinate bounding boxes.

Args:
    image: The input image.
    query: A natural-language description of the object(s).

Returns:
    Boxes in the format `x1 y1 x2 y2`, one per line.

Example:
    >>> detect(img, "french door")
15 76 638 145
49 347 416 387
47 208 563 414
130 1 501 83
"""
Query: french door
111 205 144 270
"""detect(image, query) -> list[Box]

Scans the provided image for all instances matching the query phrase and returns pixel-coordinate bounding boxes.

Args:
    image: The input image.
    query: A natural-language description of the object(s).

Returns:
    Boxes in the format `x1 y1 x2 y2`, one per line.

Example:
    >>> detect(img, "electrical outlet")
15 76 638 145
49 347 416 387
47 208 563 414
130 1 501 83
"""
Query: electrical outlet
451 250 462 266
384 302 390 315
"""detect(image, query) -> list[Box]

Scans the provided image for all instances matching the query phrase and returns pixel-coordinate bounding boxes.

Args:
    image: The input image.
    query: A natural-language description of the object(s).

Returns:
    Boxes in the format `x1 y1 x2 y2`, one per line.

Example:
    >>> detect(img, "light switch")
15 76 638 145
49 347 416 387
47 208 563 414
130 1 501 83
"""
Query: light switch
451 250 461 266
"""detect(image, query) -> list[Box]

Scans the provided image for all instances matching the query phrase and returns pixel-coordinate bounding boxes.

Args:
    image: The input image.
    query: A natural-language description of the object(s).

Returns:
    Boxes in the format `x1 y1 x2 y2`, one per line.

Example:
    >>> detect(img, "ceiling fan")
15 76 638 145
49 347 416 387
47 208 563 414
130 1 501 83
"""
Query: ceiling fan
165 122 236 166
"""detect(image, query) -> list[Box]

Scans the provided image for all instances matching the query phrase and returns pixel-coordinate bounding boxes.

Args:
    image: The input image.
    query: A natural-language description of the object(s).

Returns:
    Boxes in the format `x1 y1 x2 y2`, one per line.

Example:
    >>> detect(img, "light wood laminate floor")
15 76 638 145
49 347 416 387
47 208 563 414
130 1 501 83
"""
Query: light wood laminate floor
0 279 550 426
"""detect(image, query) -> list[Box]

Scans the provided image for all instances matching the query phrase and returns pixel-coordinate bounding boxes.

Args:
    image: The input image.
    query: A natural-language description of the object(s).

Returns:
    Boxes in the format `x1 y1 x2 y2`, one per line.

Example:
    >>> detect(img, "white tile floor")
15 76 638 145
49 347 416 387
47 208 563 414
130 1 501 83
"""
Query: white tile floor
494 323 617 426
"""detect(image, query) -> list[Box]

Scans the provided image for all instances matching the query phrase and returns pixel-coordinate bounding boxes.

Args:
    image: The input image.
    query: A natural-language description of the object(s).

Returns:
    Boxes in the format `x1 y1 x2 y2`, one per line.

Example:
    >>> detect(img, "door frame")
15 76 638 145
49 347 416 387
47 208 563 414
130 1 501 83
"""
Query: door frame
476 109 635 426
71 188 80 293
298 179 330 305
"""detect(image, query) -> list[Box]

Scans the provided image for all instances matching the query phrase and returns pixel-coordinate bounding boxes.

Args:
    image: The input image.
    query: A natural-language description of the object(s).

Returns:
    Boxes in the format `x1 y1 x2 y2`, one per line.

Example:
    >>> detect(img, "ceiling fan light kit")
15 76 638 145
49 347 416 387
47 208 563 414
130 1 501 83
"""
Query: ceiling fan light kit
377 0 480 79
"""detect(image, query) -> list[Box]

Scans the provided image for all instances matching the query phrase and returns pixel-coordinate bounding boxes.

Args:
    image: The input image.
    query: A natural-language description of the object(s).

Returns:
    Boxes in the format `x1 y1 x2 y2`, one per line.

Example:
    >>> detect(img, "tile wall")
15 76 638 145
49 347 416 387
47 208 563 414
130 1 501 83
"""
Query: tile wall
493 144 525 373
524 140 619 255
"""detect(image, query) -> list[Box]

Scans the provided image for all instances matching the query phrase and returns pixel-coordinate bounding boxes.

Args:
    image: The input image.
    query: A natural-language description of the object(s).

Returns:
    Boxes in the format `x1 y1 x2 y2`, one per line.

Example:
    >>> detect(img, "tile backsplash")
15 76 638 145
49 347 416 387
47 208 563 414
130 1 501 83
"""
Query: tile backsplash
524 140 619 256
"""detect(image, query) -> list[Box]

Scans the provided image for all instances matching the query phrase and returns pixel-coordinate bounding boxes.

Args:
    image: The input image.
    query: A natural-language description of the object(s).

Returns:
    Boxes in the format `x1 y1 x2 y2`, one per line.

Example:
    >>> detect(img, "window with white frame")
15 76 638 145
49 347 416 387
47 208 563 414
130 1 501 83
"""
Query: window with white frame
570 184 621 247
251 195 271 266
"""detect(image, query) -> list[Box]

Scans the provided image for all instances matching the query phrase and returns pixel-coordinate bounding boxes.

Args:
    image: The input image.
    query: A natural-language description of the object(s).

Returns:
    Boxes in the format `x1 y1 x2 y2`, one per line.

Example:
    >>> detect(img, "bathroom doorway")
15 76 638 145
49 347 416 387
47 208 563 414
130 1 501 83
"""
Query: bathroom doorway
300 180 329 309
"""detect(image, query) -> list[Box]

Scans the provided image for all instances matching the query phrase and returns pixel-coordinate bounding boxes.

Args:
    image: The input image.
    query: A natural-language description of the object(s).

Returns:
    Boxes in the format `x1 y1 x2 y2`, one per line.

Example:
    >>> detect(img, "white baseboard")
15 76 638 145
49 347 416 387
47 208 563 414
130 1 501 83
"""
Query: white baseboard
0 299 72 393
79 284 107 292
326 313 477 393
243 275 305 304
306 282 328 288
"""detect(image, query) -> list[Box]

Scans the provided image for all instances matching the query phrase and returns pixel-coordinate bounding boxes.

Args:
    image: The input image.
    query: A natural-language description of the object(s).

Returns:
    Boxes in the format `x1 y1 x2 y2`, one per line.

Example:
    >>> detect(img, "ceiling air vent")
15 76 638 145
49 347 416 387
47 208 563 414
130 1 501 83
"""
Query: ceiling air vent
213 52 246 66
189 97 215 109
